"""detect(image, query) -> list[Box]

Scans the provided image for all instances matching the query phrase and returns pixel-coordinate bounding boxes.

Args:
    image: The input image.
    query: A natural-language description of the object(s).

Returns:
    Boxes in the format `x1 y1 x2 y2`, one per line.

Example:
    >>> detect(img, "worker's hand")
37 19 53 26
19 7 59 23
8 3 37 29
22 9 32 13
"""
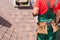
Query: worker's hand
32 7 39 16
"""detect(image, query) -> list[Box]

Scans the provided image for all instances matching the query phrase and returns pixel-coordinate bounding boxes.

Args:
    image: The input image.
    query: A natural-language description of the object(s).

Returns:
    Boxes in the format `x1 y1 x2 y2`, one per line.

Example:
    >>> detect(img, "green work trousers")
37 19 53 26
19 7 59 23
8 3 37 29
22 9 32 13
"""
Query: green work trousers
37 8 58 40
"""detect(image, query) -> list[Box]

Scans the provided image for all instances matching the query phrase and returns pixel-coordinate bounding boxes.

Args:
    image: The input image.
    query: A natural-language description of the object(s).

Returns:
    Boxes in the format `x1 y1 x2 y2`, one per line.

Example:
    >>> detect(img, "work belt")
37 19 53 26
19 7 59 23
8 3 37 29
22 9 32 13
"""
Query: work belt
36 20 58 34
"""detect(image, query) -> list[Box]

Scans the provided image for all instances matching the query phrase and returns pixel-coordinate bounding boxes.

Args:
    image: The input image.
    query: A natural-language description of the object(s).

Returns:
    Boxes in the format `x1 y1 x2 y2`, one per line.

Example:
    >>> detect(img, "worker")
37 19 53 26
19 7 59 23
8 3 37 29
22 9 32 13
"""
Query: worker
32 0 60 40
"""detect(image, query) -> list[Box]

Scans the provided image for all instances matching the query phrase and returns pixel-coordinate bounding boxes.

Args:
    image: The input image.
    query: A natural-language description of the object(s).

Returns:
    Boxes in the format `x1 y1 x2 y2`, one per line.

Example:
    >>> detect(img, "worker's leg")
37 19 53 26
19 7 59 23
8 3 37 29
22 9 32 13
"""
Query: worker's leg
53 31 58 40
37 33 46 40
46 26 54 40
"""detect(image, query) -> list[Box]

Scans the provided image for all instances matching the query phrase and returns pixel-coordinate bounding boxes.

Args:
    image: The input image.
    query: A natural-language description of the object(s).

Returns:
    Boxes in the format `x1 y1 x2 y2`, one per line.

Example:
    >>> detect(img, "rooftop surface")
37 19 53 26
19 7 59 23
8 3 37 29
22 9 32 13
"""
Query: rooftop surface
0 0 60 40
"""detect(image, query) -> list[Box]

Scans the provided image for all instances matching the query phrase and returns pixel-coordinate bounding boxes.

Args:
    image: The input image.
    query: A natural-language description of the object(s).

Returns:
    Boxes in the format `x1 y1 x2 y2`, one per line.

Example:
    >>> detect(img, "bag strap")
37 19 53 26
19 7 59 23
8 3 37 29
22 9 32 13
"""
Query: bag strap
46 0 58 8
46 0 50 7
54 0 58 7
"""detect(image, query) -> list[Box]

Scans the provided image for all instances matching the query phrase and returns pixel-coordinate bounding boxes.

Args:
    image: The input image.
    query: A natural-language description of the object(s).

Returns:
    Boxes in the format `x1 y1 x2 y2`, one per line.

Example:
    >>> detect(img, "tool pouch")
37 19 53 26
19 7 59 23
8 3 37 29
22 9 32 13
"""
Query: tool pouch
36 22 48 34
